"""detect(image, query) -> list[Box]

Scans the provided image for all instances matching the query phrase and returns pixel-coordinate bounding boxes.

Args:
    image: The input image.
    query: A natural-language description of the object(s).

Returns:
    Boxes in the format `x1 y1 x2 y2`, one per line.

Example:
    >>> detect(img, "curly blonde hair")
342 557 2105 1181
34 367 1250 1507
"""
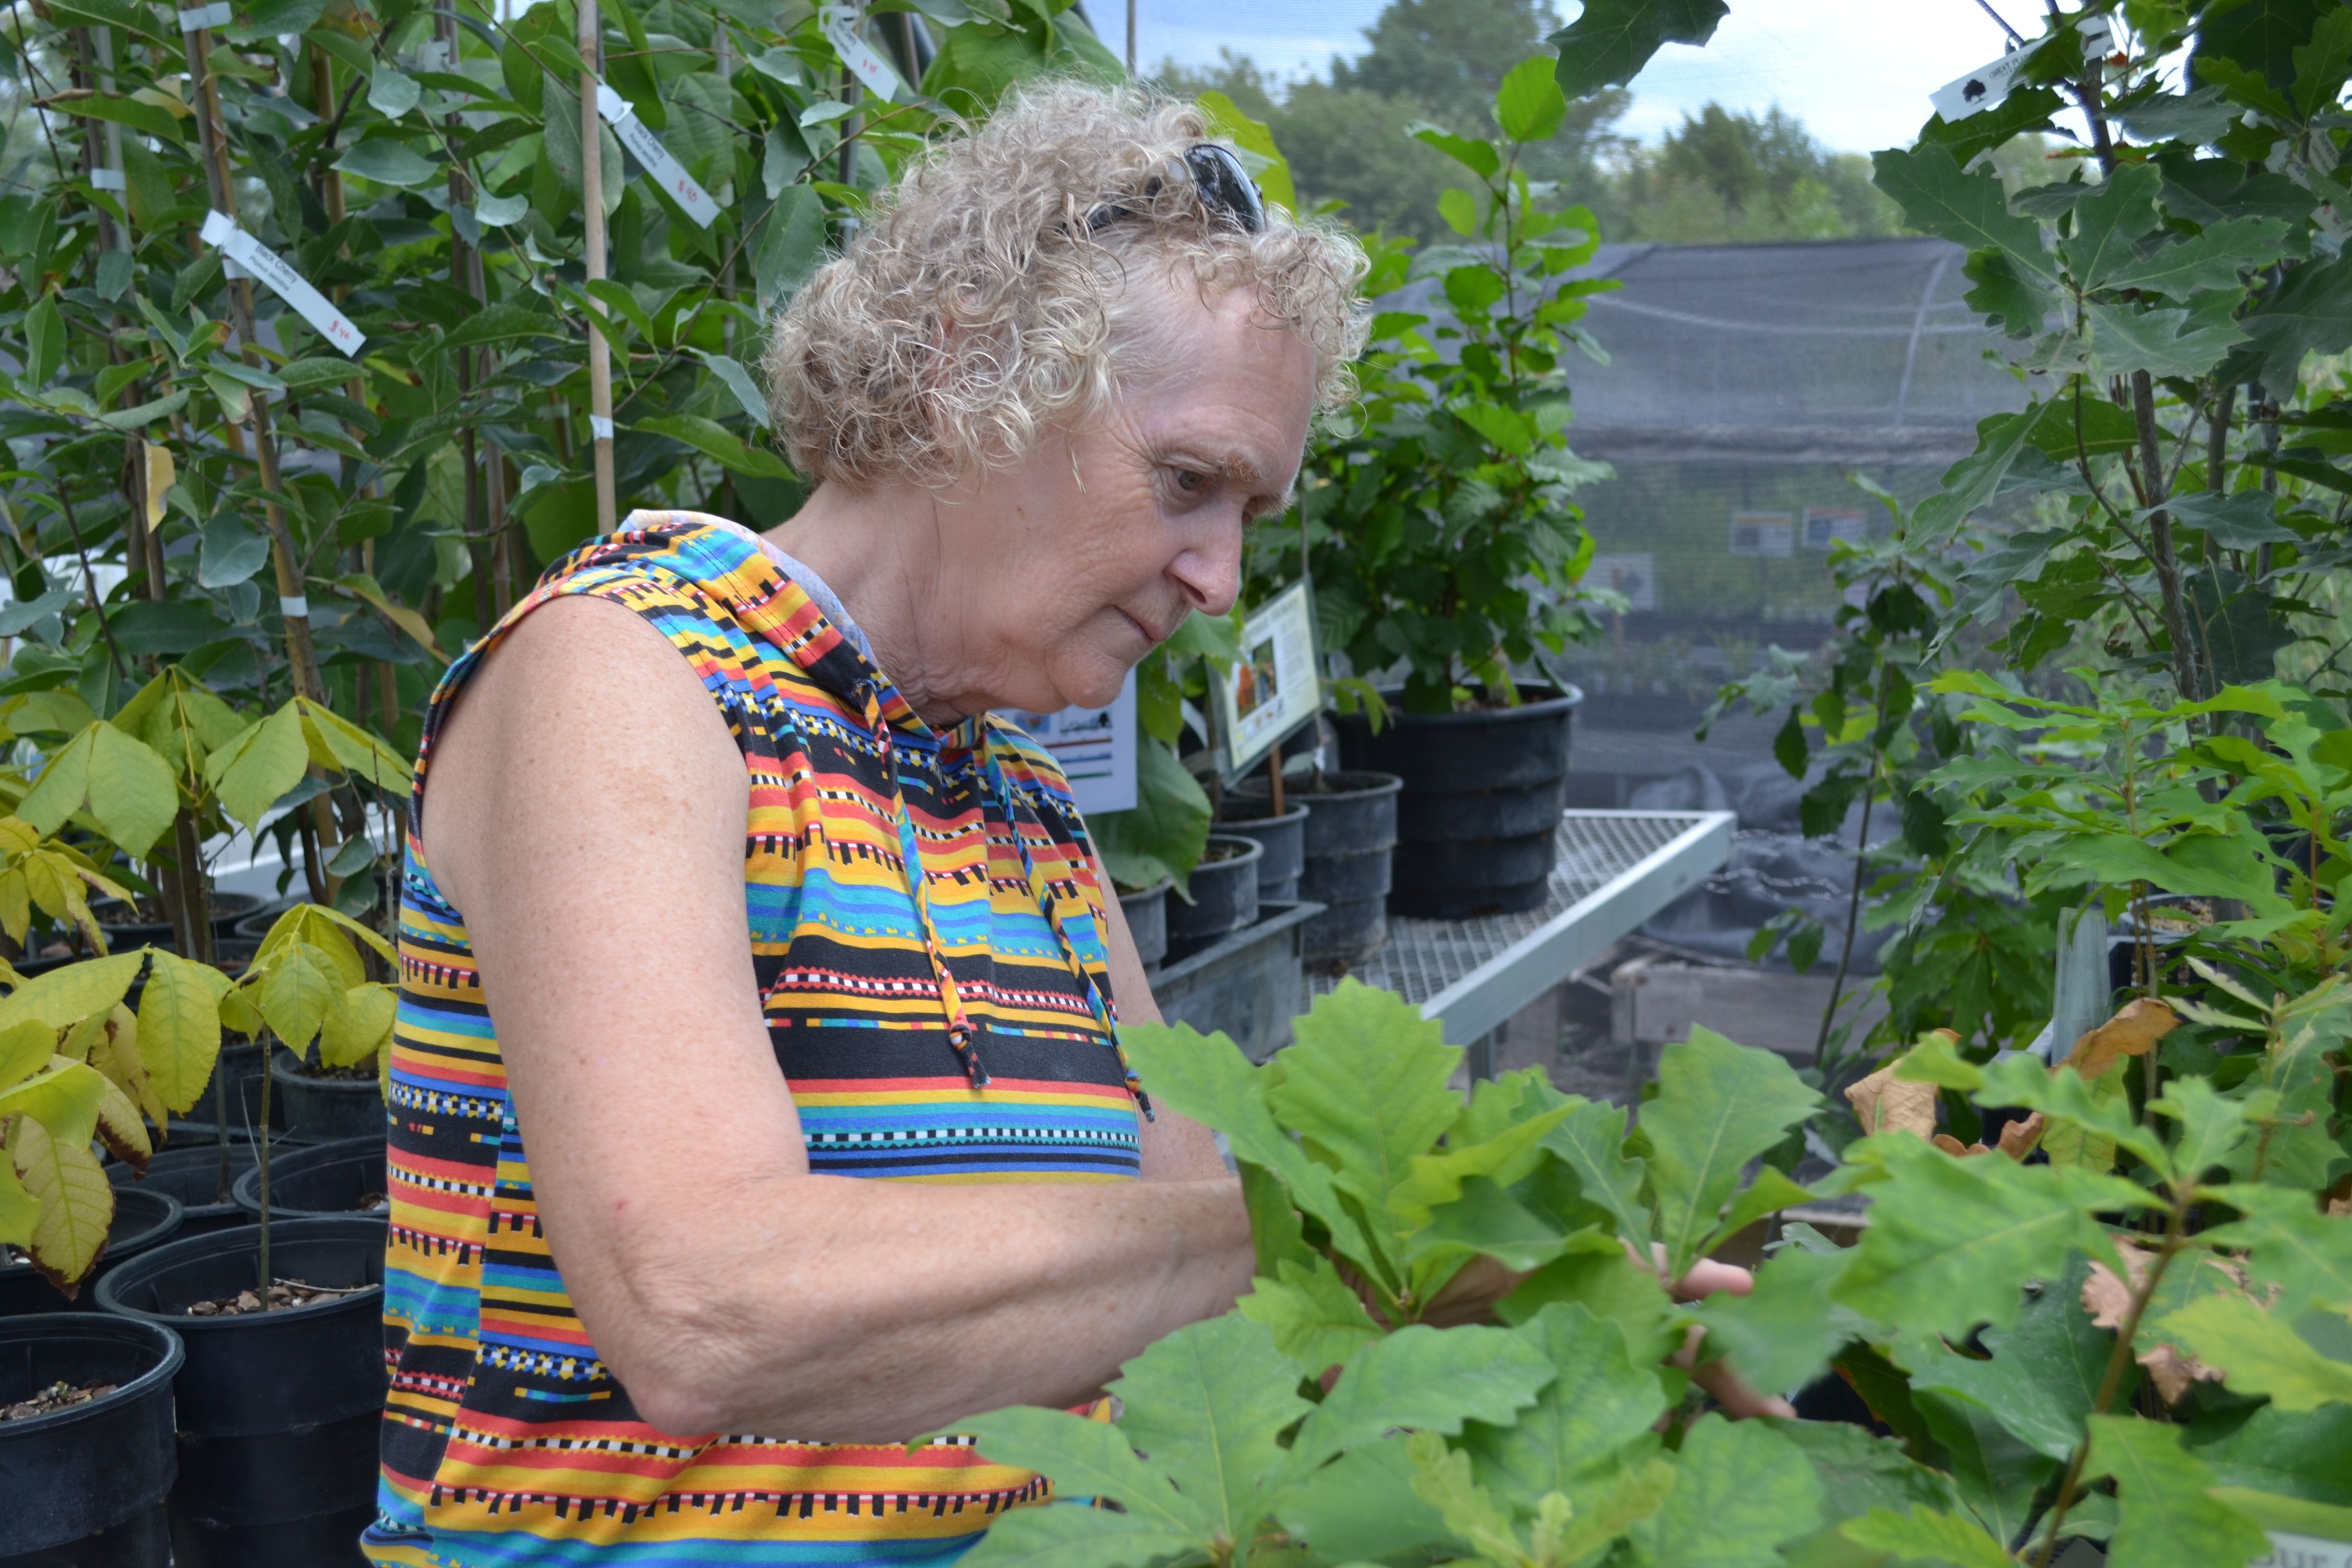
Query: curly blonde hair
762 80 1370 489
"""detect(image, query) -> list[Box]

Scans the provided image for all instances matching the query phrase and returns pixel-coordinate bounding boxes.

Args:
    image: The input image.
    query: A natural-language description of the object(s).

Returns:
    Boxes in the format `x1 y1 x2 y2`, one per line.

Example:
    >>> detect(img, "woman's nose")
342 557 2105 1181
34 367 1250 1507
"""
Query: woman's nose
1167 513 1242 616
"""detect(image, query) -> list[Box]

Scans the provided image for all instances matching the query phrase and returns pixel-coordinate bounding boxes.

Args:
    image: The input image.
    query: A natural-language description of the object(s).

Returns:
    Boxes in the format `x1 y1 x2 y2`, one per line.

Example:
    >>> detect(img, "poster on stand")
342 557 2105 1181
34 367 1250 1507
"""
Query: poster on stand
1215 581 1321 777
1002 668 1136 817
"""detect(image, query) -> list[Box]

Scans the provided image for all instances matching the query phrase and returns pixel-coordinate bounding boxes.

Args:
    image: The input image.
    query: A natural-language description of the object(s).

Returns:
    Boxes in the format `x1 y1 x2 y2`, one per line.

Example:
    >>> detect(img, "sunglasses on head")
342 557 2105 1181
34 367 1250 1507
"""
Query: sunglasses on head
1085 143 1267 237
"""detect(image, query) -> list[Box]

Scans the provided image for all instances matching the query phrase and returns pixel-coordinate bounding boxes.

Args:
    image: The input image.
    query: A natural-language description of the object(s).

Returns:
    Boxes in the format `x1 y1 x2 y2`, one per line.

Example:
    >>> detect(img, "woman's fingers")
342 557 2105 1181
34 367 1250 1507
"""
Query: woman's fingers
1673 1324 1797 1420
1622 1239 1757 1302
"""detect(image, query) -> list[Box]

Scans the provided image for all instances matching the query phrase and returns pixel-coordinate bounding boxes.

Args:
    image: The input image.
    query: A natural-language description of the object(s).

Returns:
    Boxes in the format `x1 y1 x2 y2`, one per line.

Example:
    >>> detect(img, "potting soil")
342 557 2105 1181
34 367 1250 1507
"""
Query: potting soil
183 1279 369 1316
2 1379 116 1422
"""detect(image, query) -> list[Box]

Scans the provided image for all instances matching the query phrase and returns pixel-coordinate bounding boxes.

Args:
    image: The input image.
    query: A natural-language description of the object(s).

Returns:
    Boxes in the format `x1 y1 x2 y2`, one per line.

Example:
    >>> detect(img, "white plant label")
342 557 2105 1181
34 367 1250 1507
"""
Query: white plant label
199 211 365 357
1930 18 2111 123
820 5 904 104
589 414 615 439
90 168 125 191
176 2 230 31
279 595 308 618
594 83 720 230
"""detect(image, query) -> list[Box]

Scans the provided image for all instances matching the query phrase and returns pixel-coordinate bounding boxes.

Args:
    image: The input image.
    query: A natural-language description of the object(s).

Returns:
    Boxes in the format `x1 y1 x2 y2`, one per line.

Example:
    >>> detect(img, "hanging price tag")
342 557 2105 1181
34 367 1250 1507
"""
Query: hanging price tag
175 2 230 30
199 211 366 357
594 83 721 230
820 4 903 104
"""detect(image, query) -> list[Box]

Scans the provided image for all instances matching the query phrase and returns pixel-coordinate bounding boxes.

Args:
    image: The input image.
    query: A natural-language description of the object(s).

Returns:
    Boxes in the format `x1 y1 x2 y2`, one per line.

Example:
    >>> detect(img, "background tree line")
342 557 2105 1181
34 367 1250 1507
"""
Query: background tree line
1154 0 1913 247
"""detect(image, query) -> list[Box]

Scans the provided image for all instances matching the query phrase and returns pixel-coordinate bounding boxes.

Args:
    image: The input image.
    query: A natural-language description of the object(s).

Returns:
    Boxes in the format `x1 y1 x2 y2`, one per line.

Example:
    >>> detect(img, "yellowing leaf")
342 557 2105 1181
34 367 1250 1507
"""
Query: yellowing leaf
259 942 336 1057
2066 997 2180 1078
2160 1294 2352 1411
137 950 227 1114
0 1019 53 1090
16 721 180 858
0 1159 36 1247
7 1112 113 1292
0 1059 105 1145
332 573 446 665
1848 1060 1942 1138
320 981 395 1069
85 1006 165 1131
85 1052 153 1170
218 984 263 1038
204 701 309 834
0 952 142 1033
141 442 173 527
294 697 412 793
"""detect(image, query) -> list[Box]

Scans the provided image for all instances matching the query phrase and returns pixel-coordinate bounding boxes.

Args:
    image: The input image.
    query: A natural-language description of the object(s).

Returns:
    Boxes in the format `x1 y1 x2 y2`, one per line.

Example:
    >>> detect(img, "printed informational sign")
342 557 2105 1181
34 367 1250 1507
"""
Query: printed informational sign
1728 512 1795 559
1586 552 1656 611
1003 667 1136 818
2255 1532 2352 1568
1803 508 1867 551
1216 581 1321 777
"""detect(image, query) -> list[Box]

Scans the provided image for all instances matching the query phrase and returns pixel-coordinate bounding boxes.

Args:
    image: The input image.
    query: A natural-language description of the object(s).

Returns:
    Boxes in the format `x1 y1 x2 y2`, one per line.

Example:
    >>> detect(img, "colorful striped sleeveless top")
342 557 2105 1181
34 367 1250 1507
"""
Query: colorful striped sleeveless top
366 512 1142 1566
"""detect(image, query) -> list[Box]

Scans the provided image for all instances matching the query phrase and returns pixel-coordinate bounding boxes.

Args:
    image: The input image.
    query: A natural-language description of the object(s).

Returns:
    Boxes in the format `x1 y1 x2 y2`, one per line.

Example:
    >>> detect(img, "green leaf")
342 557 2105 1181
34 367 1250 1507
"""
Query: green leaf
1286 1323 1555 1476
443 302 569 349
2085 1415 2272 1568
25 296 63 386
1913 1387 2060 1548
1109 1312 1309 1545
955 1403 1203 1545
1693 1243 1872 1396
0 1060 106 1144
634 414 796 479
258 941 337 1058
1195 90 1296 217
1273 1437 1456 1566
1914 410 2041 543
1541 1096 1651 1251
952 1501 1198 1568
2187 1403 2352 1506
1873 144 2056 316
204 703 309 835
1409 123 1501 180
0 1160 35 1247
2232 255 2352 391
1437 186 1478 237
1839 1506 2013 1568
1642 1026 1820 1278
1238 1256 1384 1373
1776 1419 1965 1521
694 350 771 428
1897 1254 2117 1464
1643 1413 1823 1568
1391 1095 1575 1229
2206 1487 2352 1545
1495 55 1568 143
1457 1302 1668 1513
2060 162 2165 291
6 1114 112 1290
1547 0 1728 100
368 63 422 118
2160 1295 2352 1411
334 137 439 187
753 184 828 311
1088 739 1210 895
1265 979 1459 1229
0 953 141 1034
2102 217 2293 299
1831 1132 2145 1340
2205 1184 2352 1320
320 982 395 1069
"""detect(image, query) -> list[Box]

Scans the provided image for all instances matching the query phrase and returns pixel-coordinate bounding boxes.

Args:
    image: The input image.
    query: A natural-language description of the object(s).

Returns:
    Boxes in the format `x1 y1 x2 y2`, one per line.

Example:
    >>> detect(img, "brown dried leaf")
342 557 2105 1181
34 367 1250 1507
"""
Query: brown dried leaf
1847 1063 1941 1139
1996 1112 2047 1161
2066 998 2179 1079
1931 1133 1969 1157
2081 1240 2150 1331
2139 1342 2223 1404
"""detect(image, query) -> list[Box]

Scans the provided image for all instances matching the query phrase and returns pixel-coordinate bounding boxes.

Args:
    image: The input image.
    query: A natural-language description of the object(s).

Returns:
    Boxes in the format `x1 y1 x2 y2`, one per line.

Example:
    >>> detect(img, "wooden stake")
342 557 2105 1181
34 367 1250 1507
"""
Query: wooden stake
580 0 617 534
1268 738 1285 817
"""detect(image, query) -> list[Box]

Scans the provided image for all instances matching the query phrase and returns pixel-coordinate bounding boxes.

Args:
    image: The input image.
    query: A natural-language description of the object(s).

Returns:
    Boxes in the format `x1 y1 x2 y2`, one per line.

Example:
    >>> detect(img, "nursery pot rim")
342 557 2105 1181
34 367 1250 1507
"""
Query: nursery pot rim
0 1186 185 1289
1214 798 1311 828
226 1135 386 1221
1114 874 1174 901
0 1310 184 1438
1235 769 1402 801
1352 681 1583 727
91 1216 387 1329
1180 834 1266 901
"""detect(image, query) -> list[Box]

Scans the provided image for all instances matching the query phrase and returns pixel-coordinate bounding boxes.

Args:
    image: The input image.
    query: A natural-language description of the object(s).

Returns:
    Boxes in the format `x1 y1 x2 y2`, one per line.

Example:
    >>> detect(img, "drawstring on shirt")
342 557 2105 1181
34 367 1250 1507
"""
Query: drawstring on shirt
857 682 989 1090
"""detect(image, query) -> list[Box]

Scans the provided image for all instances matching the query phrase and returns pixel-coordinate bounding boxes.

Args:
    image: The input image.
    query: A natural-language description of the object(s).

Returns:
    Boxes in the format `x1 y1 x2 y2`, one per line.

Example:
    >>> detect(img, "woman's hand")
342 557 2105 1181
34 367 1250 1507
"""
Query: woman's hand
1629 1241 1798 1421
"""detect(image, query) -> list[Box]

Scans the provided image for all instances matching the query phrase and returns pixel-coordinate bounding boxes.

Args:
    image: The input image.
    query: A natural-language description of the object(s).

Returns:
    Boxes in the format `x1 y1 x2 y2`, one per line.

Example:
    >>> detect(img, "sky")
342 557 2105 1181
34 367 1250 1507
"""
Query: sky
1103 0 2054 154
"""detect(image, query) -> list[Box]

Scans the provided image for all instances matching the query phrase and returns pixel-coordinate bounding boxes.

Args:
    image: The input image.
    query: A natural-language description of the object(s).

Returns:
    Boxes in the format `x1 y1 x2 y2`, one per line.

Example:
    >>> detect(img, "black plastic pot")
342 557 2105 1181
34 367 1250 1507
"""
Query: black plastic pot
1334 685 1580 918
231 1138 388 1221
1239 771 1400 970
94 1218 388 1568
229 902 301 944
110 1139 261 1239
269 1053 385 1146
1166 835 1264 961
1117 878 1171 971
0 1313 183 1567
1215 798 1310 903
0 1190 184 1318
89 893 261 954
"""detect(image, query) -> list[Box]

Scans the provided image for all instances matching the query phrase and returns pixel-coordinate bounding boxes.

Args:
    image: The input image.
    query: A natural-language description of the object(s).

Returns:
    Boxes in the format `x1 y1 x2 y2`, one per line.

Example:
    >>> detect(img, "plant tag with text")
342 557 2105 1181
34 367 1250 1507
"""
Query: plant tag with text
594 83 721 229
820 5 903 104
198 211 365 356
1930 18 2109 123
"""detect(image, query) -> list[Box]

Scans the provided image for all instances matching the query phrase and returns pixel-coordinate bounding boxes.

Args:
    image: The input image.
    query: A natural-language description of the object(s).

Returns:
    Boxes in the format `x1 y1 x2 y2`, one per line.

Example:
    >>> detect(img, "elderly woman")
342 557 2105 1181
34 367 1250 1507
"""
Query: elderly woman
363 83 1765 1568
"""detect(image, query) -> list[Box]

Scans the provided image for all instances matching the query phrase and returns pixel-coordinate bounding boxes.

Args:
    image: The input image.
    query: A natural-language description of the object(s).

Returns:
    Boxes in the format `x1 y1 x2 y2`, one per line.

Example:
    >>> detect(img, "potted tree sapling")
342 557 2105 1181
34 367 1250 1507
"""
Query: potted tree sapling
1302 58 1612 918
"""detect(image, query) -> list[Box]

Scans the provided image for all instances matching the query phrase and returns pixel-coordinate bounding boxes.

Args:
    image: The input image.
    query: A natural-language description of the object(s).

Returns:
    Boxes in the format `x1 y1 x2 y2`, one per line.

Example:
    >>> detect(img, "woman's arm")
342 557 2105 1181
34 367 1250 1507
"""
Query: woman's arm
1093 856 1230 1182
423 595 1255 1442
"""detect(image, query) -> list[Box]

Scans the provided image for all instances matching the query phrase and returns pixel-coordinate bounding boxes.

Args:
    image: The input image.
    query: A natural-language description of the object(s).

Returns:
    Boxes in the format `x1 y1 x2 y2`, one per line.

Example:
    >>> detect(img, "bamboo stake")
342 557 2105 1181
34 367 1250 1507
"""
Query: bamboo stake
580 0 616 534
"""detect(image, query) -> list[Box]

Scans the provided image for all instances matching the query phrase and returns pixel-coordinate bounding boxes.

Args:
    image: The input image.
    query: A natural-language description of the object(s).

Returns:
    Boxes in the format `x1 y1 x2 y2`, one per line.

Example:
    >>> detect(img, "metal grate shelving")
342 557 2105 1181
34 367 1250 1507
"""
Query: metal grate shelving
1312 811 1737 1047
